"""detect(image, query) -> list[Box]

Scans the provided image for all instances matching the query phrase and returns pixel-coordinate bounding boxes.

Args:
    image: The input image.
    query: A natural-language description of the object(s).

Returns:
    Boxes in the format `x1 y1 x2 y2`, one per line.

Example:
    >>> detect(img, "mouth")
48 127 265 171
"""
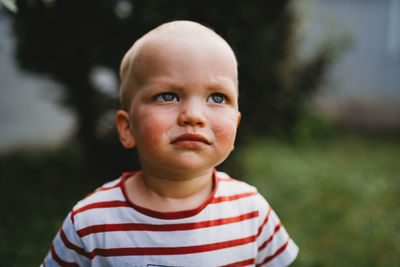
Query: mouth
171 133 211 145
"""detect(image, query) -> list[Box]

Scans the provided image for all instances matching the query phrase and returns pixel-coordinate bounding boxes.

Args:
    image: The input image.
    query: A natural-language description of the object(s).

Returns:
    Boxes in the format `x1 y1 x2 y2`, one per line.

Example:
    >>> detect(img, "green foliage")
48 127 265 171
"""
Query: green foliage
0 145 111 265
290 113 334 142
235 134 400 266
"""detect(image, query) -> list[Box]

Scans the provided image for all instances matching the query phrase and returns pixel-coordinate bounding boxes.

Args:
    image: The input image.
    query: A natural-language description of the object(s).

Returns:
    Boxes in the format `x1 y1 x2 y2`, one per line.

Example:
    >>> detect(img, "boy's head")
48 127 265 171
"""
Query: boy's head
119 20 238 112
116 20 241 176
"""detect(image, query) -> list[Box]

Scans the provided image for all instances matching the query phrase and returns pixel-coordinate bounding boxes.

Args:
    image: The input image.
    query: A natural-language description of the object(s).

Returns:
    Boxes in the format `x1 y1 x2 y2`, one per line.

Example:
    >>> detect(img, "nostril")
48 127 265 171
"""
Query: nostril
182 120 204 126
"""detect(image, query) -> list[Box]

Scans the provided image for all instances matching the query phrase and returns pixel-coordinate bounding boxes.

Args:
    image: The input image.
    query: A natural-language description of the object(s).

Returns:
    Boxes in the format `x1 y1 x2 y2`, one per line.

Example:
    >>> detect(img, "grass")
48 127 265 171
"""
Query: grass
234 133 400 266
0 145 102 266
1 132 399 266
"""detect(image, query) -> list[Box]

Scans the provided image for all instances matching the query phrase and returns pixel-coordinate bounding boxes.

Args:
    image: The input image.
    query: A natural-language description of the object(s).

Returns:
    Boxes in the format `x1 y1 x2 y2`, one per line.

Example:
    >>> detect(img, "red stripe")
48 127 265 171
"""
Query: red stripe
77 211 259 237
212 191 257 204
219 258 255 267
60 228 91 258
84 180 122 199
256 238 290 266
87 235 257 258
218 177 237 182
50 243 80 267
257 206 272 237
258 223 282 251
124 191 257 220
99 182 121 191
121 170 219 220
71 200 129 220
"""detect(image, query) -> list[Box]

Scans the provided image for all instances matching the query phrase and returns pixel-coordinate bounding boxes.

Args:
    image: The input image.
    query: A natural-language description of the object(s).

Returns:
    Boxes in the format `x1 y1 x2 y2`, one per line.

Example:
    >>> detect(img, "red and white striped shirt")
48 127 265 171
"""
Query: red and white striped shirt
42 170 298 266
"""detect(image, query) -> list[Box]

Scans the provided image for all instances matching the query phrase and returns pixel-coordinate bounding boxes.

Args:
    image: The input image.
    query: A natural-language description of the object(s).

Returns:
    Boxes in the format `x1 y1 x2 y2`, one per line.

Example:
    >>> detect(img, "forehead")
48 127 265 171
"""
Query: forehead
134 32 238 88
148 37 235 73
120 21 239 110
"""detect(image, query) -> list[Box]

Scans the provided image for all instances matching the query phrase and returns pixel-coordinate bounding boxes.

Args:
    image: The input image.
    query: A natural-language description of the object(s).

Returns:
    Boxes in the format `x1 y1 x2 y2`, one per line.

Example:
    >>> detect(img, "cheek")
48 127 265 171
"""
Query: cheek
133 111 172 149
213 117 238 151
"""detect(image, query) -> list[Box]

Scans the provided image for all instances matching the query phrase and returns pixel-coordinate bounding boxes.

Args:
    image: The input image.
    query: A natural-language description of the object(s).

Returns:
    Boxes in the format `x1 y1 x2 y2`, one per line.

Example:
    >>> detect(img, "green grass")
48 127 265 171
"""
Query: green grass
234 134 400 266
1 133 399 266
0 145 103 266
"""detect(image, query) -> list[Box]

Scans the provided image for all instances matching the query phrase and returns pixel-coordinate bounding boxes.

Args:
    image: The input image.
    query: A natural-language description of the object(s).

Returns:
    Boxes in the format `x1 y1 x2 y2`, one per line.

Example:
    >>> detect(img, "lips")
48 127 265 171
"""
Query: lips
171 133 211 145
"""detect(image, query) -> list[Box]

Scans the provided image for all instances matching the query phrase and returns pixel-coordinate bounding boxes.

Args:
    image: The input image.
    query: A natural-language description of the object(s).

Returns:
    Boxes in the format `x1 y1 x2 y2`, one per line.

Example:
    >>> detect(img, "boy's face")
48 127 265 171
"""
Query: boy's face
118 34 240 177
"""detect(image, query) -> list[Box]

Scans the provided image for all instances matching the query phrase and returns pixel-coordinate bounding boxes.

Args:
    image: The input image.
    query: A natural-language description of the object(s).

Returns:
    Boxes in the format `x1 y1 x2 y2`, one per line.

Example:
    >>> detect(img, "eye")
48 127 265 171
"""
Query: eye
207 93 226 104
155 92 179 102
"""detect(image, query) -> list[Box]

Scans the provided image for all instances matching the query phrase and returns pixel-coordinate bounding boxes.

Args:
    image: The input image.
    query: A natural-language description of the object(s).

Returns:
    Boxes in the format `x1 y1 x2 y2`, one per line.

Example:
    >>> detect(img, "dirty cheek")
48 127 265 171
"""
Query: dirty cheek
214 119 238 152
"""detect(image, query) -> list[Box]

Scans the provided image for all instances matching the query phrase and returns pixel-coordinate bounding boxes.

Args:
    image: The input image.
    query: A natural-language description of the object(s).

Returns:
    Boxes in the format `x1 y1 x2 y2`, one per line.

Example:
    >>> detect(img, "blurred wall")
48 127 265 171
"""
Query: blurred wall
299 0 400 130
0 11 74 151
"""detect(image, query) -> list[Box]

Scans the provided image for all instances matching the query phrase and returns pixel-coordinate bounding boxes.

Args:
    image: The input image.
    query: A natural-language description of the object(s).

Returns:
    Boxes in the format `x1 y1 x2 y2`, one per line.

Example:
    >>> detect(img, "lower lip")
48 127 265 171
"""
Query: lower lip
173 140 208 149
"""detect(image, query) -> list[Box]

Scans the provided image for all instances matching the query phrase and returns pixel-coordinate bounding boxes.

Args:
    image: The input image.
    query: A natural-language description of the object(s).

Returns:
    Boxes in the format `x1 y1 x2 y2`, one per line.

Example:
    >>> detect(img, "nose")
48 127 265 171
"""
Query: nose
177 99 206 127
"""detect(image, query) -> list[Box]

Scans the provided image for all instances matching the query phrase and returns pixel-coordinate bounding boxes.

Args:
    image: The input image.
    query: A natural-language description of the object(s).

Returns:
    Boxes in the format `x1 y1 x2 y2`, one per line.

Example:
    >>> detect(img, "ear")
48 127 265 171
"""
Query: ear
237 112 241 127
115 110 136 148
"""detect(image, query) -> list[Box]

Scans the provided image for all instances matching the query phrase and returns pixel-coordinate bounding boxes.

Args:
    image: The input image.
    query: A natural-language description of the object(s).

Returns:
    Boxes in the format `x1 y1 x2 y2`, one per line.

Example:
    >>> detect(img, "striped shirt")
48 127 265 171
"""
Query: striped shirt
42 170 298 266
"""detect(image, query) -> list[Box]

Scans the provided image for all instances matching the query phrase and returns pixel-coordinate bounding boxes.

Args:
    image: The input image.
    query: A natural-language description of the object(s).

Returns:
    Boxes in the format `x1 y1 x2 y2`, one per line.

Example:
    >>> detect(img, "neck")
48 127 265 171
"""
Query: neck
140 168 214 199
125 168 215 212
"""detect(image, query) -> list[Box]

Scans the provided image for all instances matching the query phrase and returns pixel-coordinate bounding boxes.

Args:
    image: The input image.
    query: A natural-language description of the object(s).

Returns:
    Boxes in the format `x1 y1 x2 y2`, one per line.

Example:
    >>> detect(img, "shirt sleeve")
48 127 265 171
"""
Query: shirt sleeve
255 195 299 266
41 212 91 267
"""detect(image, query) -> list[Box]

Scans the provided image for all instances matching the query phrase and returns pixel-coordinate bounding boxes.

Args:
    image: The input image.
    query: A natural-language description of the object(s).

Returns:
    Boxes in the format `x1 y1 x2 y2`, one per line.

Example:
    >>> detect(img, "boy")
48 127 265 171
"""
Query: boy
42 20 298 266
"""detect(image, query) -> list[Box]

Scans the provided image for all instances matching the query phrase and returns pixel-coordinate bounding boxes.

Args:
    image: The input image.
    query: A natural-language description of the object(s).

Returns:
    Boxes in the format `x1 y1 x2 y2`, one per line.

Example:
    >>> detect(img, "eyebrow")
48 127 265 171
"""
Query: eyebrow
146 75 236 89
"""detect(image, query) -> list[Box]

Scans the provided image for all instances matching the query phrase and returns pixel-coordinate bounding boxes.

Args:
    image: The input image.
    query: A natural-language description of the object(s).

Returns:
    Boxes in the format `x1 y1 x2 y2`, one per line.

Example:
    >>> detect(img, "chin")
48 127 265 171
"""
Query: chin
169 156 226 173
171 162 213 173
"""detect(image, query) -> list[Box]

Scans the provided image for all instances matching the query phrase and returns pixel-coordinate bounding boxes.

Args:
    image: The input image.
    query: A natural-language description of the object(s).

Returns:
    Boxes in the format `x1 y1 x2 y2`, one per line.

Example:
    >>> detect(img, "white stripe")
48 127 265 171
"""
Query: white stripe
216 171 230 178
43 172 297 266
208 195 260 213
257 209 289 248
81 217 258 250
62 215 88 251
88 242 256 266
73 188 125 210
263 239 299 267
51 230 89 266
215 180 257 197
72 196 260 227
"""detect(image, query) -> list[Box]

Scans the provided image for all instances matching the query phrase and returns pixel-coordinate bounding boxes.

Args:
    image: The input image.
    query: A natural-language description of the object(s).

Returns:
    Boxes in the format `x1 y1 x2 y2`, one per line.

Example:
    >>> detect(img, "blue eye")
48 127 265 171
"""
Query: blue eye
156 93 179 102
207 93 226 104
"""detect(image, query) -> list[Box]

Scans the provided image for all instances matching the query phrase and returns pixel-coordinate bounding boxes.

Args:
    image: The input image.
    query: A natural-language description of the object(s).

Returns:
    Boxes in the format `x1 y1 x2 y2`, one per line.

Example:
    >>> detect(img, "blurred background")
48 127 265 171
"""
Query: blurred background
0 0 399 266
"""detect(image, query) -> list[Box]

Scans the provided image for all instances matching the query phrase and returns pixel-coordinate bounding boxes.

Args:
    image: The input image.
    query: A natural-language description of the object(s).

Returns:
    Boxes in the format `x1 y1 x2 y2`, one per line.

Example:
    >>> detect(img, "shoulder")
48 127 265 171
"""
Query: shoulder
215 172 299 265
70 176 128 226
216 171 256 191
215 171 270 211
73 177 125 210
